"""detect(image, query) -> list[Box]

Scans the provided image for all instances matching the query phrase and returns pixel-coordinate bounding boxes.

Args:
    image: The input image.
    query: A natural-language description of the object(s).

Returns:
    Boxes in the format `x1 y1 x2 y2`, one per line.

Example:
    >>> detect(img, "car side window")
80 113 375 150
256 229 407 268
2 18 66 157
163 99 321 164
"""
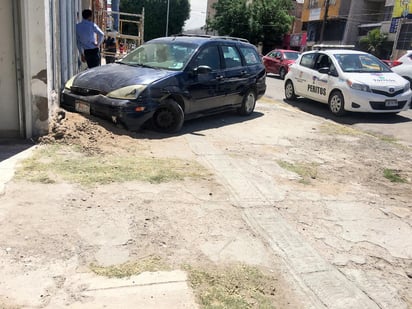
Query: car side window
314 54 331 70
300 53 316 69
193 46 221 71
222 45 242 68
239 46 260 65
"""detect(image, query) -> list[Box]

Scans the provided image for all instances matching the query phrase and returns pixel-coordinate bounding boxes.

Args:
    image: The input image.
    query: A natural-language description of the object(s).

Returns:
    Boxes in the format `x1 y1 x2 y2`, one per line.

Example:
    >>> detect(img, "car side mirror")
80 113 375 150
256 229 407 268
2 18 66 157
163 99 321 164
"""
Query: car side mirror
193 65 212 75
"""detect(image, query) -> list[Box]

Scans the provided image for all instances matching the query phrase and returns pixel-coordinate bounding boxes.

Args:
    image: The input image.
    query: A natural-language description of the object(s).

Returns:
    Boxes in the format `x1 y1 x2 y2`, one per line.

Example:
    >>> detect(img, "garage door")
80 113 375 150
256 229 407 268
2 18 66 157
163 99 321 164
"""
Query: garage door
0 0 20 138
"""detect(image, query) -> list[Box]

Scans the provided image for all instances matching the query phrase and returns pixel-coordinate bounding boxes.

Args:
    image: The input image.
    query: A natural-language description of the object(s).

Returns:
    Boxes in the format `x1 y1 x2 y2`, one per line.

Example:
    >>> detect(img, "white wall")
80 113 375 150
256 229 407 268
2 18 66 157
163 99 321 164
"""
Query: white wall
0 0 20 137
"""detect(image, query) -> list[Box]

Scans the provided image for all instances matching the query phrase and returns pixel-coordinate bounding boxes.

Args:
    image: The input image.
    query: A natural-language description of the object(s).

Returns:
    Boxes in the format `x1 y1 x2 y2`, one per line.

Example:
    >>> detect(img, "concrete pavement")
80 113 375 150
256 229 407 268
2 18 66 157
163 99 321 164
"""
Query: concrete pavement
0 142 199 309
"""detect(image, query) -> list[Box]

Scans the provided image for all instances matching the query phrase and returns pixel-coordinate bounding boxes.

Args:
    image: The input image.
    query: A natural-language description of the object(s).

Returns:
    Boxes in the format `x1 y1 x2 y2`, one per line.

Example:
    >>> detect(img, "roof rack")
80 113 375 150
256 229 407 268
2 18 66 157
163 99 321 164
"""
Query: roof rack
313 44 355 50
173 33 249 43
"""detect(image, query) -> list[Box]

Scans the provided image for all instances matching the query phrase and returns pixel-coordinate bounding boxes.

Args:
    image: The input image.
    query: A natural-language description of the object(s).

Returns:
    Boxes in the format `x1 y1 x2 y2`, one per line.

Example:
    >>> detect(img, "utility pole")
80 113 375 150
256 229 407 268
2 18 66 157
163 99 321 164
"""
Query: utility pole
165 0 170 36
319 0 330 43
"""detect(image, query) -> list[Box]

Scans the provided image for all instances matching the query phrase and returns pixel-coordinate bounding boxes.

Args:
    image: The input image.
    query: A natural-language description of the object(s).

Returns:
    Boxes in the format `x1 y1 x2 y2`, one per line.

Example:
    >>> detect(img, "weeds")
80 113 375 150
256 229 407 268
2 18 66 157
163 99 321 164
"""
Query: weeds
383 168 407 183
15 144 209 186
277 160 318 184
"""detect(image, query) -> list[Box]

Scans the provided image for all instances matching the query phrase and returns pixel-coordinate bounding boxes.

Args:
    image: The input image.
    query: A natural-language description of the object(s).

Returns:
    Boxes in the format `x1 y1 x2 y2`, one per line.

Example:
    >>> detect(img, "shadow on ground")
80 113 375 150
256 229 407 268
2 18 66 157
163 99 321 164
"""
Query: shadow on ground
283 98 412 125
81 110 264 140
0 139 36 163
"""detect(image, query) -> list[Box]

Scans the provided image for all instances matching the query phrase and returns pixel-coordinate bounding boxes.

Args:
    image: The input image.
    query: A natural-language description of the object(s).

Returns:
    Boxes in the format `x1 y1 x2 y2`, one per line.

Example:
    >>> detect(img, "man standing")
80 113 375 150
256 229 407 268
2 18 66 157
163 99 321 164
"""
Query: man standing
76 9 104 68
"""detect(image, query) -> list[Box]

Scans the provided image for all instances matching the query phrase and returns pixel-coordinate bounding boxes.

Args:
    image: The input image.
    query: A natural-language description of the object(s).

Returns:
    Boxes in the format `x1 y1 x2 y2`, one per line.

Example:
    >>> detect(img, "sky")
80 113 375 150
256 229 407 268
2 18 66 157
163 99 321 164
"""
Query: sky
184 0 208 30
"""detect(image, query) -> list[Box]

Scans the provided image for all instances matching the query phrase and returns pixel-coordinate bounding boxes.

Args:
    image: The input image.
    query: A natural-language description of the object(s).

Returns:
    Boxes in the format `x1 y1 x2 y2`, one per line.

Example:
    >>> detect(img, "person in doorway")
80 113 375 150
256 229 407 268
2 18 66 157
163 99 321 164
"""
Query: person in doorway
76 9 104 68
104 36 117 64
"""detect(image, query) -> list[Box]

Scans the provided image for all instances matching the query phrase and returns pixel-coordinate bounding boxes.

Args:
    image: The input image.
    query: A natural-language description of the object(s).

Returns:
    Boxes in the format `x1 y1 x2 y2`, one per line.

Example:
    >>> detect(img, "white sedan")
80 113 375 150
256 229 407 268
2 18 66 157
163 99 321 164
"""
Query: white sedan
284 48 412 115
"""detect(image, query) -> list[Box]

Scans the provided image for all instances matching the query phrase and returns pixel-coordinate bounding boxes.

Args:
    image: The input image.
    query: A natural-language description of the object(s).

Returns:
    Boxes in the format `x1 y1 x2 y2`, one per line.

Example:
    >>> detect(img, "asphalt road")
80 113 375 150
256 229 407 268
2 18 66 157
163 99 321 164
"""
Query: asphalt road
264 73 412 147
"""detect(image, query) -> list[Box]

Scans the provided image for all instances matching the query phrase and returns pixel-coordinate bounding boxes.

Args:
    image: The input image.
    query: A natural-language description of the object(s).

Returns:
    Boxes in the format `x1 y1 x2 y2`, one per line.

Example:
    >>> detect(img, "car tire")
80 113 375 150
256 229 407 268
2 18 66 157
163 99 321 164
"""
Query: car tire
284 80 297 100
328 91 346 116
152 99 184 133
238 90 256 116
279 67 286 80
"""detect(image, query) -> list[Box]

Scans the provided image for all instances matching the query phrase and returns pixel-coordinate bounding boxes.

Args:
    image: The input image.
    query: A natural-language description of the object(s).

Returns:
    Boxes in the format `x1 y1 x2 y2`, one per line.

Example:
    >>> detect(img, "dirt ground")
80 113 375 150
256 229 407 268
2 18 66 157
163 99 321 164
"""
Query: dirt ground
0 100 411 308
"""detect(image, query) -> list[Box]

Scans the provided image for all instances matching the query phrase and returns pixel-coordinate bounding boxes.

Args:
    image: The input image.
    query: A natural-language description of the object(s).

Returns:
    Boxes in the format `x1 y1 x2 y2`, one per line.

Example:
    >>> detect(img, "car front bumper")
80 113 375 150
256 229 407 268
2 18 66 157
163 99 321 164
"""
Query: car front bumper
342 88 412 113
61 89 156 131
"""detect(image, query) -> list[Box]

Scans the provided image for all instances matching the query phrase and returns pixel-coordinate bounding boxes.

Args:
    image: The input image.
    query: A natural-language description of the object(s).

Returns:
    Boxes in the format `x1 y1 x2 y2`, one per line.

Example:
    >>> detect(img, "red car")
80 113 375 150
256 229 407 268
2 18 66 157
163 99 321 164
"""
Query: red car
262 49 300 79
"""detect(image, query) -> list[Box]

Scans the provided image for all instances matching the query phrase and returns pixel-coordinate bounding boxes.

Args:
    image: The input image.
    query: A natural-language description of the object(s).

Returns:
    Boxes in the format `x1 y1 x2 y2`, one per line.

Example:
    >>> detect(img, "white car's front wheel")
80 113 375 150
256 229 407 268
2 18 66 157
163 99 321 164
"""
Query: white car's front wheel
328 91 346 116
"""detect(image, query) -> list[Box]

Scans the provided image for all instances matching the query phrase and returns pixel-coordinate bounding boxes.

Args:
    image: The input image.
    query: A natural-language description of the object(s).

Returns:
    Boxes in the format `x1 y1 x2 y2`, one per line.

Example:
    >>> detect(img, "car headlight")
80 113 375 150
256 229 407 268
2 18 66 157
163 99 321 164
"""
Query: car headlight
64 76 75 90
106 85 146 100
346 80 371 92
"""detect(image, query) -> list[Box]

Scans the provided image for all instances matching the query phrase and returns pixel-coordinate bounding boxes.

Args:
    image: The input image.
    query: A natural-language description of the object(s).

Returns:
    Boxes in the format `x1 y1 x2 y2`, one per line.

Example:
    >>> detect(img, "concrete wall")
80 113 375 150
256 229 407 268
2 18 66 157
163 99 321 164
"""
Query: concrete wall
20 0 49 137
0 0 20 138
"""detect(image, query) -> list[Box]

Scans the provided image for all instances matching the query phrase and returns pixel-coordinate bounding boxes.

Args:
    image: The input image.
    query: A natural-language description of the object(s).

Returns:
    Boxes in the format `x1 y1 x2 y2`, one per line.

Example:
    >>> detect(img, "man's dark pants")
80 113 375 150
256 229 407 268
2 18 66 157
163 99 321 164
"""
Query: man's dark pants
84 48 100 68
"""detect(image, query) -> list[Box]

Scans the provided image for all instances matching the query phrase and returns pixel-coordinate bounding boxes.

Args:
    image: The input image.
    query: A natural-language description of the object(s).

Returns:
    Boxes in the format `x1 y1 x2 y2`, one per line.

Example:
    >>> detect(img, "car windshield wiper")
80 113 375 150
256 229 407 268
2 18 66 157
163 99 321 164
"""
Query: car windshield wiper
116 61 154 69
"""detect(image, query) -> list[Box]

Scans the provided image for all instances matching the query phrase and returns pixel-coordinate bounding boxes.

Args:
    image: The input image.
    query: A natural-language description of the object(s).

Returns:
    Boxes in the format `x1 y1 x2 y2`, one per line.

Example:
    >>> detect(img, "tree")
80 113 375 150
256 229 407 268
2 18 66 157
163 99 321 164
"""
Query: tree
207 0 293 51
120 0 190 41
207 0 251 40
250 0 293 52
358 28 389 59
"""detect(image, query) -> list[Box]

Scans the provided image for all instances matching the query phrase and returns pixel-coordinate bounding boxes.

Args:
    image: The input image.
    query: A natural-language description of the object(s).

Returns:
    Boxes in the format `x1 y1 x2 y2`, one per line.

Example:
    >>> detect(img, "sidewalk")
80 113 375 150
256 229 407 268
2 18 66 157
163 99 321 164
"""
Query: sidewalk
0 140 36 195
0 141 199 308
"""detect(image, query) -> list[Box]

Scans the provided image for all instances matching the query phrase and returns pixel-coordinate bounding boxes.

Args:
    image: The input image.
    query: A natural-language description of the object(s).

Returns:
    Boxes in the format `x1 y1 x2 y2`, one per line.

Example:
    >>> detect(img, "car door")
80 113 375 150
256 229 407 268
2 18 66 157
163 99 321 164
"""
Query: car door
185 44 225 113
272 51 282 74
309 53 333 103
220 44 251 106
263 51 277 73
293 52 318 98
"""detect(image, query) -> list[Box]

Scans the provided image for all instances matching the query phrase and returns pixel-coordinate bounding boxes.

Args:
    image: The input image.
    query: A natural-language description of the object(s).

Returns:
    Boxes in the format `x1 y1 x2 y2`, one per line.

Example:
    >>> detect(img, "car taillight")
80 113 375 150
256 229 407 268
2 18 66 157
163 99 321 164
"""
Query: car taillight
391 60 402 67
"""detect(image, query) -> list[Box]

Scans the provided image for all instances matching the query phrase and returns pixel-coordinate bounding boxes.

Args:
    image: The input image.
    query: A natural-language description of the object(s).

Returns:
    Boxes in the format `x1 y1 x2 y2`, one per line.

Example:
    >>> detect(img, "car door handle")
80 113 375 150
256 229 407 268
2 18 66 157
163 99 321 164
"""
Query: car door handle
216 75 224 81
240 70 247 76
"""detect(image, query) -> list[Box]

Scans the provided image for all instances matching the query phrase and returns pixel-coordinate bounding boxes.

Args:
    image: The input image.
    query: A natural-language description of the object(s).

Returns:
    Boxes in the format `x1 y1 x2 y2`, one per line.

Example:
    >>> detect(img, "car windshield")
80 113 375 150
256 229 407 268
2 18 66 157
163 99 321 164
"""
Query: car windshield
334 53 391 73
284 52 299 60
119 42 197 71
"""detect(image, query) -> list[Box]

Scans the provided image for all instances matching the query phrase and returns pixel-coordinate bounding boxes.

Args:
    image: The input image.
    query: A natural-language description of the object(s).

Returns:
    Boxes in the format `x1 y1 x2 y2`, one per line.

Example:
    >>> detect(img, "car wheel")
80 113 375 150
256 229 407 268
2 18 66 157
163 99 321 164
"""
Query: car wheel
328 91 346 116
152 99 184 133
279 67 286 80
238 90 256 116
284 80 297 100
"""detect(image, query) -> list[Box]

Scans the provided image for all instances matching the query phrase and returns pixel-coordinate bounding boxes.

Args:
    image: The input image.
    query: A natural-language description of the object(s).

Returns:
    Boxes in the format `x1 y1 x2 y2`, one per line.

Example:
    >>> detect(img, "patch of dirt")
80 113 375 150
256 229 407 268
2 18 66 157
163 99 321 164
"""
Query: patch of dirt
1 104 411 308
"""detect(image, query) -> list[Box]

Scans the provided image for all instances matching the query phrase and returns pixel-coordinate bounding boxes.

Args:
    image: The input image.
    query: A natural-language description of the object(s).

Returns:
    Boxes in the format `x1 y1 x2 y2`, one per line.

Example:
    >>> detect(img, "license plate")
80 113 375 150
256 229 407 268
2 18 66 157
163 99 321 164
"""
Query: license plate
385 99 398 107
75 100 90 114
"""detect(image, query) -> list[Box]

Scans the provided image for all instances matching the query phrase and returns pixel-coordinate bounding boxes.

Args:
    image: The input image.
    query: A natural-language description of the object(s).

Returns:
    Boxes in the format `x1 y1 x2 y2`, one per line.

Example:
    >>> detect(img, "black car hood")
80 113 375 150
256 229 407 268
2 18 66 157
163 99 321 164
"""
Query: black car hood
72 63 178 93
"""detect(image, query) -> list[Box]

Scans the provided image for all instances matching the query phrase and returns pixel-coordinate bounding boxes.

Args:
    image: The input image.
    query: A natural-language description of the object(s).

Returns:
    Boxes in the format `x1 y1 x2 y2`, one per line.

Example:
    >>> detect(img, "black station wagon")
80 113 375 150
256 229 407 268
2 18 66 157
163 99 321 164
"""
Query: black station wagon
61 35 266 133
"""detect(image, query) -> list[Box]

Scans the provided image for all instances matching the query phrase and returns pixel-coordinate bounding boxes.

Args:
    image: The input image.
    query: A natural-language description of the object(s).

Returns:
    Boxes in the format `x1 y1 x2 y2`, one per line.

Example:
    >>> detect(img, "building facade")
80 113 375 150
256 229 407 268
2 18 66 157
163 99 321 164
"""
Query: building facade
0 0 101 139
301 0 411 57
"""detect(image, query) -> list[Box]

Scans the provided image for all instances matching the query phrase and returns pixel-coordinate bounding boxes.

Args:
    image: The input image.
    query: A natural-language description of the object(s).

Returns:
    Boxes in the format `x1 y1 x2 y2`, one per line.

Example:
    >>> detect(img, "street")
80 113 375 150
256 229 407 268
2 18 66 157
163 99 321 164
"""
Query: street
0 80 411 308
265 73 412 147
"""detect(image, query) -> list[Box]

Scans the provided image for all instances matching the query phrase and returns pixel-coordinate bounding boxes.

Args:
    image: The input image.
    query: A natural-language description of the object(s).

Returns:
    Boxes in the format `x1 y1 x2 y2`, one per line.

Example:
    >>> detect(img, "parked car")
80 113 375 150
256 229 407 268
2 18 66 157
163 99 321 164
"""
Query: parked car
61 35 266 133
284 49 412 115
262 49 300 80
391 50 412 88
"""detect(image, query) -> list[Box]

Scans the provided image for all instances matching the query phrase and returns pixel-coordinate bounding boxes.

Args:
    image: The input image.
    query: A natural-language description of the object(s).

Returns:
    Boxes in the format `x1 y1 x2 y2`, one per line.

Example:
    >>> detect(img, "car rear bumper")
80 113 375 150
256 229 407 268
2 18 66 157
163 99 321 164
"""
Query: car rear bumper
61 89 155 131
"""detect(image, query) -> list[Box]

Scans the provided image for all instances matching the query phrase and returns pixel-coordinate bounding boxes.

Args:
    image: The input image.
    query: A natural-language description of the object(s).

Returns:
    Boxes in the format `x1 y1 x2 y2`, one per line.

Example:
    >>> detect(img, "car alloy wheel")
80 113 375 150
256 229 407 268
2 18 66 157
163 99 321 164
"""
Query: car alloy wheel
284 80 297 100
328 91 346 116
238 90 256 116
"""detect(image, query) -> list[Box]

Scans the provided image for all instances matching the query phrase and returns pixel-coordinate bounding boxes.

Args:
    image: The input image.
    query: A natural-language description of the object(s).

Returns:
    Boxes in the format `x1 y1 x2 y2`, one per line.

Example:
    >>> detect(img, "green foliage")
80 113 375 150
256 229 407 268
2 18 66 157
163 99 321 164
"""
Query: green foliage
250 0 294 46
120 0 190 41
383 168 407 183
358 28 389 58
207 0 251 40
207 0 293 48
